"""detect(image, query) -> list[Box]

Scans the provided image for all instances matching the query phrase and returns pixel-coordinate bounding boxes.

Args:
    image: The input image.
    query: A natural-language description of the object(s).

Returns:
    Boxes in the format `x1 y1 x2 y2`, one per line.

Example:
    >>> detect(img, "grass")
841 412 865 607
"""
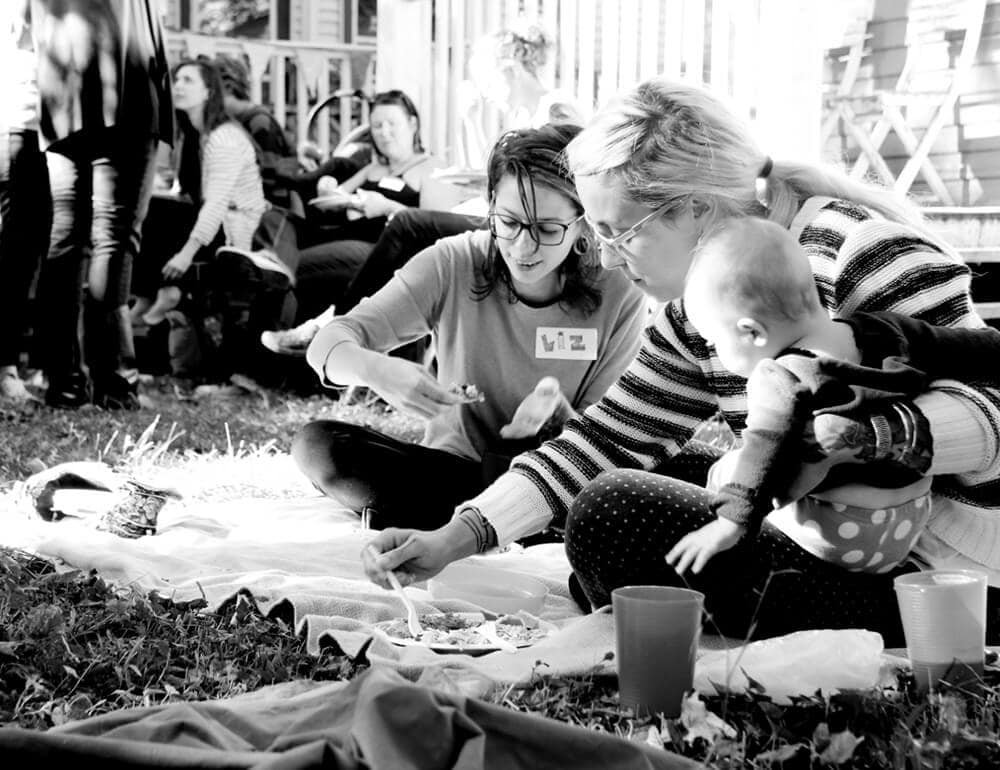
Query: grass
3 376 1000 767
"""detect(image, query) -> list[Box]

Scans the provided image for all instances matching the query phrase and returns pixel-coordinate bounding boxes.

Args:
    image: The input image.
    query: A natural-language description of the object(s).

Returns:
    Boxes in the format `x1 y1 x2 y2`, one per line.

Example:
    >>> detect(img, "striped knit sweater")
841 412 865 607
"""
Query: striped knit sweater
469 196 1000 572
189 121 267 250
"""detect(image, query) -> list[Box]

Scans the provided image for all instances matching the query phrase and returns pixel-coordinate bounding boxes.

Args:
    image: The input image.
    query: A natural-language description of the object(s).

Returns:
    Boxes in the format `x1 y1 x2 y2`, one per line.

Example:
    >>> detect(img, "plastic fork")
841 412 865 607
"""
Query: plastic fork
385 568 424 639
476 620 518 654
366 545 423 638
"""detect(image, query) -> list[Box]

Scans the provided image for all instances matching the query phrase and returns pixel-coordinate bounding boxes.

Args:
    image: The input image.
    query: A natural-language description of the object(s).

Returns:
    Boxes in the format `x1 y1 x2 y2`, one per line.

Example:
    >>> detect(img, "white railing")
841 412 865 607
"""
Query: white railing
165 31 376 154
166 1 826 168
376 0 825 167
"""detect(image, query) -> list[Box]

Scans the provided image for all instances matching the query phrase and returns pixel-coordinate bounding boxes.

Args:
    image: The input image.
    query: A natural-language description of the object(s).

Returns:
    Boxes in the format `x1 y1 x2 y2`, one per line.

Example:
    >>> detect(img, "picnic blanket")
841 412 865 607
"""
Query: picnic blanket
0 666 699 769
0 485 619 688
0 471 889 698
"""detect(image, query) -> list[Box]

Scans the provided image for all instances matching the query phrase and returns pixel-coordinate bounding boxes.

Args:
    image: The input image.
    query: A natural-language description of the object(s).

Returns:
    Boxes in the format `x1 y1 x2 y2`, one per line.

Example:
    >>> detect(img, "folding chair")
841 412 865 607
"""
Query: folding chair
824 0 987 204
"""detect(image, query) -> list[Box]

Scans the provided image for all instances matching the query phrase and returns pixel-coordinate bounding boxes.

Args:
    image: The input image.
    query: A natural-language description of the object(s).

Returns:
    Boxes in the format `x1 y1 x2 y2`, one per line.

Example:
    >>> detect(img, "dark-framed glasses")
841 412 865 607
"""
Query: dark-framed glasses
584 199 676 254
488 212 584 247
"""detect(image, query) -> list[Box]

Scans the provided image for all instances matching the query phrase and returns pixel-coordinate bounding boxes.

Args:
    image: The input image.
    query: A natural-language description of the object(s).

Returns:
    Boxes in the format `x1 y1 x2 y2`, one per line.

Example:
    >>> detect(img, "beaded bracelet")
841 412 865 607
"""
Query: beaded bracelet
455 506 498 553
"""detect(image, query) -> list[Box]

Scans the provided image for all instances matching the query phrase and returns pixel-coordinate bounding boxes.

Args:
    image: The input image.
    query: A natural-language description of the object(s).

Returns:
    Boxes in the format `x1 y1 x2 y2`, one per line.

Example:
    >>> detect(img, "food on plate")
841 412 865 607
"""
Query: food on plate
379 612 548 648
449 382 485 403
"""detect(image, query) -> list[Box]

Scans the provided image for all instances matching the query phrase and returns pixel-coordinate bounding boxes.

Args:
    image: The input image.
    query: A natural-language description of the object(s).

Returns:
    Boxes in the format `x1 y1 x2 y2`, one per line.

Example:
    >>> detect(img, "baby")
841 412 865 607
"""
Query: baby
667 217 1000 575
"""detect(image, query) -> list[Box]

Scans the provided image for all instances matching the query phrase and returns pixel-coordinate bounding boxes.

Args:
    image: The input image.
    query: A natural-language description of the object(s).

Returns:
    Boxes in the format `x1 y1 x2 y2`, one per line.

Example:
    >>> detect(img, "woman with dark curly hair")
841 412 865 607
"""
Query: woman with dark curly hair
292 124 647 532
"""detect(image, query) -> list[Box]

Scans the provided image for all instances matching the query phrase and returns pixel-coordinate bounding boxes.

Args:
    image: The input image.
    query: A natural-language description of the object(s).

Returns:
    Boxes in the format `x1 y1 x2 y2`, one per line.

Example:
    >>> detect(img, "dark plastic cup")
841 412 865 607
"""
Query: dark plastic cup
612 585 704 717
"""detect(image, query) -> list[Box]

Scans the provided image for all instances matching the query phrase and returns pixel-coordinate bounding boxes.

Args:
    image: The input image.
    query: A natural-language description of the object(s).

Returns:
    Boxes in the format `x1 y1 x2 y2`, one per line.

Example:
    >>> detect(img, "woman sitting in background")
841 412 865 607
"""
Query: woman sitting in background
285 89 442 322
293 124 648 532
223 89 442 333
131 58 268 328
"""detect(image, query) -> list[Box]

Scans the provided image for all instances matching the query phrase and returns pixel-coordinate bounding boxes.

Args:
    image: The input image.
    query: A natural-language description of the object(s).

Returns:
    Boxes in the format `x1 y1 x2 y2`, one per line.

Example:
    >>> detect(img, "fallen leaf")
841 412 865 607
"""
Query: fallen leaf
819 730 863 765
680 691 738 745
755 743 807 764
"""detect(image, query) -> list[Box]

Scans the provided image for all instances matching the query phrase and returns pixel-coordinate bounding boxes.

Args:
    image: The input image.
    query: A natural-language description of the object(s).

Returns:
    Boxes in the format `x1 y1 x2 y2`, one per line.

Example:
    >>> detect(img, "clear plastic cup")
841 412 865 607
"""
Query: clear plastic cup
612 585 704 717
893 570 987 691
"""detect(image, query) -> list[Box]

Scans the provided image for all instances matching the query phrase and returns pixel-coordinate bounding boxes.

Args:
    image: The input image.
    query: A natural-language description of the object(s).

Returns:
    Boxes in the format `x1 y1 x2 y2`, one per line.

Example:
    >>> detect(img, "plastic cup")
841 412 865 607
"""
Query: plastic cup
894 570 987 691
612 585 704 717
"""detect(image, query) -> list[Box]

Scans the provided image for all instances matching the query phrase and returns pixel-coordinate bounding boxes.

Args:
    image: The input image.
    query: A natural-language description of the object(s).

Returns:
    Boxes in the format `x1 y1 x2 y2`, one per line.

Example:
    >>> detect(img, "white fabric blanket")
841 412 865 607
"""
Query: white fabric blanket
0 493 619 686
0 490 889 699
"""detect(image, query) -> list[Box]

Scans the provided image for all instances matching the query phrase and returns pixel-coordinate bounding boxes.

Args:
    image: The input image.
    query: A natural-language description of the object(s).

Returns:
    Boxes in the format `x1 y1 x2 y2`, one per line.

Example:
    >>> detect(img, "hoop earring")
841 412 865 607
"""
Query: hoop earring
572 235 591 255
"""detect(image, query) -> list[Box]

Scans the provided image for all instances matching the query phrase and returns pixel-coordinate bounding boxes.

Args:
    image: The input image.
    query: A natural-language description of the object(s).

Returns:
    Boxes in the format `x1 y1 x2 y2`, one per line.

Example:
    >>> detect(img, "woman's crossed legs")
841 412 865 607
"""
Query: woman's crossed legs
565 467 915 645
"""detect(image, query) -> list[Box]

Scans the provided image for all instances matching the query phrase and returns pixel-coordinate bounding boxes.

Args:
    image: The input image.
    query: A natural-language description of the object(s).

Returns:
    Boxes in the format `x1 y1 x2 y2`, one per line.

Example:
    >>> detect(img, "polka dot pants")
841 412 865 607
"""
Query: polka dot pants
564 461 918 646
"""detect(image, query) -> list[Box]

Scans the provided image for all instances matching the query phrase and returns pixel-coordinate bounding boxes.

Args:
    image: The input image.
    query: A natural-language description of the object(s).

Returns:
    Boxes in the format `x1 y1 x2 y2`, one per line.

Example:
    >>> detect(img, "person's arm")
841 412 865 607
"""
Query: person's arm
457 79 490 170
829 216 1000 481
865 312 1000 384
467 301 721 546
711 356 816 532
186 125 252 249
305 238 466 418
337 162 374 195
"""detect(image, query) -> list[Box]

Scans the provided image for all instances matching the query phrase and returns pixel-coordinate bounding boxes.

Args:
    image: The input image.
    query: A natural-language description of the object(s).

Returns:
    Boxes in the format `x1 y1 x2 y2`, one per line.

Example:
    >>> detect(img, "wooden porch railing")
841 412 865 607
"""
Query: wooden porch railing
165 32 376 155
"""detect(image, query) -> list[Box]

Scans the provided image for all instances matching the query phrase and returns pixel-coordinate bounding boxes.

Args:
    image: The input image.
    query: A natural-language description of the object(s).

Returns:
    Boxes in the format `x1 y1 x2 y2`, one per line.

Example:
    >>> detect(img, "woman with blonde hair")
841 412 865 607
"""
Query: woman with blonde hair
363 77 1000 646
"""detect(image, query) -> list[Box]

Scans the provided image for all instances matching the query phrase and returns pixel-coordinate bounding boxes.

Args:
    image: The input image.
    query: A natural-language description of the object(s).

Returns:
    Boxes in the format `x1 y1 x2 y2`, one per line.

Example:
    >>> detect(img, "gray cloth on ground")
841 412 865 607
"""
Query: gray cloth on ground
0 667 697 769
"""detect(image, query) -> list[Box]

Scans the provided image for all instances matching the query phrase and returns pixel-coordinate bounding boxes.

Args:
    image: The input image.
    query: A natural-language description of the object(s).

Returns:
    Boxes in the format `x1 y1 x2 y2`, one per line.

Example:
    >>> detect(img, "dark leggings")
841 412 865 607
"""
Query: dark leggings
291 420 488 530
565 444 1000 646
132 196 218 298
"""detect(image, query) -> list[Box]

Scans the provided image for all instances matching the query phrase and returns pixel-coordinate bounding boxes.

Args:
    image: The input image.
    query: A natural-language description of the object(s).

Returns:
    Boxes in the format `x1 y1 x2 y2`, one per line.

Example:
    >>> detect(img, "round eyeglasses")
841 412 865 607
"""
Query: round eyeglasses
584 199 676 255
488 212 584 247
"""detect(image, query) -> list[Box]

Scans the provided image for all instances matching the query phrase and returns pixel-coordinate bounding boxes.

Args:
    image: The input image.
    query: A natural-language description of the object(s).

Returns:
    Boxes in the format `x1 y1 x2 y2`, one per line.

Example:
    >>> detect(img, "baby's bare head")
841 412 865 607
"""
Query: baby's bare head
685 217 821 327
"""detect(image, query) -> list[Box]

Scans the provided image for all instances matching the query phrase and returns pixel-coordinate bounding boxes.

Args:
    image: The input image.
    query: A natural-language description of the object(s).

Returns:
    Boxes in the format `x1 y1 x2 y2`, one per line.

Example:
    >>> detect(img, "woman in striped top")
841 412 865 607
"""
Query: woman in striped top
131 58 266 327
363 77 1000 646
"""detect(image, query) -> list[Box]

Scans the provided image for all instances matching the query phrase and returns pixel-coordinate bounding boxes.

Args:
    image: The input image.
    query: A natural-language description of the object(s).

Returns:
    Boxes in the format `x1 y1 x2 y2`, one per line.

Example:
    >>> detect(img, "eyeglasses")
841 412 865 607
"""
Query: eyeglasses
584 199 677 254
488 212 584 246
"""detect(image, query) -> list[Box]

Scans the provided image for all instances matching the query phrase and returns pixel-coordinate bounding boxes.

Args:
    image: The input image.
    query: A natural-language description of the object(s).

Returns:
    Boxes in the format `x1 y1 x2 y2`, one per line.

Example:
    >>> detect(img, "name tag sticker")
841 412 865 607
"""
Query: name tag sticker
378 176 406 192
535 327 598 360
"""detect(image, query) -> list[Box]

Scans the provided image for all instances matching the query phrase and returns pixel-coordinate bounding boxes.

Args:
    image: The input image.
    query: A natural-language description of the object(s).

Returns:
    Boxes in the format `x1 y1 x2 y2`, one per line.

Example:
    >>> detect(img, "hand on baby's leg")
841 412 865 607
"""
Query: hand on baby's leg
665 517 746 575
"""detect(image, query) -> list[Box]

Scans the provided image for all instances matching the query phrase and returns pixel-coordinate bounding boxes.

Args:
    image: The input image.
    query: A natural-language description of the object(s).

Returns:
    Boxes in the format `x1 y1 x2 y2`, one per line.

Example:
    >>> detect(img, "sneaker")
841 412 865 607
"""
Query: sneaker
0 370 37 403
216 246 296 288
228 372 264 393
191 374 261 401
260 305 336 356
192 383 242 400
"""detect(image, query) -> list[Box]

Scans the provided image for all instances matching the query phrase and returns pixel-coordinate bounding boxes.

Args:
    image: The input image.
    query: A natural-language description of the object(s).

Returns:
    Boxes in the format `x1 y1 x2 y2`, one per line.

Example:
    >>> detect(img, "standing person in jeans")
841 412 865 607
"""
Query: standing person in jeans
29 0 173 409
0 1 48 403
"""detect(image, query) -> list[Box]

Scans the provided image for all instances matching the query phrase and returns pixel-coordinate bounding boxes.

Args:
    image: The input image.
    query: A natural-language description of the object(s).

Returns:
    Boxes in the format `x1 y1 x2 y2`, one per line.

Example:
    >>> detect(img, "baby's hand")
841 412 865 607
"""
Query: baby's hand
499 376 567 439
665 518 745 575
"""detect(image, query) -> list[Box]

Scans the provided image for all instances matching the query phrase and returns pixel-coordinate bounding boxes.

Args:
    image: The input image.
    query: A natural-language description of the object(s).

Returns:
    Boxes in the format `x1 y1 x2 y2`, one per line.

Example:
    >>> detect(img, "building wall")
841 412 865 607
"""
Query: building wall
165 0 345 41
822 0 1000 205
